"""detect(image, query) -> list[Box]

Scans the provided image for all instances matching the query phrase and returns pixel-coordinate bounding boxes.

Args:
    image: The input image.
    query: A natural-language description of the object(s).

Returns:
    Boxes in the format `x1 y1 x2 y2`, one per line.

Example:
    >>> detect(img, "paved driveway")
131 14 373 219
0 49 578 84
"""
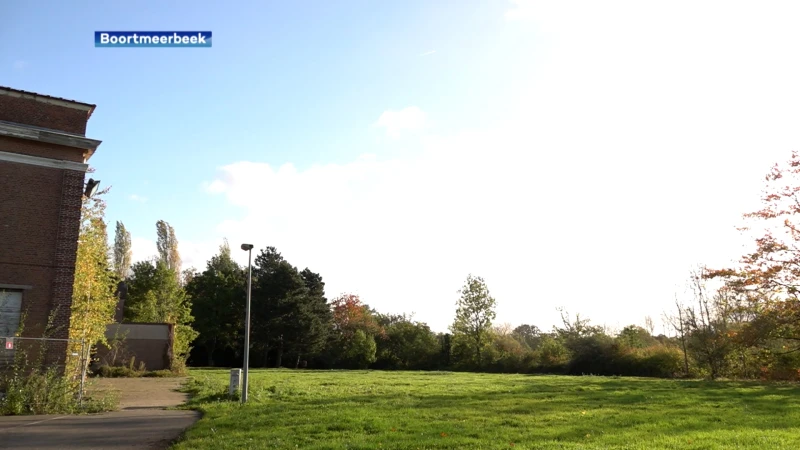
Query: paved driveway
0 378 200 450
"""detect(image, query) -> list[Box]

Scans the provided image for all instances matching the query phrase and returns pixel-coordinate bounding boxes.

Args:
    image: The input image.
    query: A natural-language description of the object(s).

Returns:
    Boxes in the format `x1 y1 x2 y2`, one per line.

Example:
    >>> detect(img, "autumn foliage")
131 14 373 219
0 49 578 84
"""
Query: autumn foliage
703 150 800 375
66 189 118 382
330 294 384 339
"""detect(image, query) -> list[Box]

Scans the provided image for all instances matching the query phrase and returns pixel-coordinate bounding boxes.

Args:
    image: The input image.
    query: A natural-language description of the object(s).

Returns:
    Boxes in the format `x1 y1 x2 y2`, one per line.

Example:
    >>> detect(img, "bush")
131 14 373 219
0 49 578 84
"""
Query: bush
1 367 119 415
760 347 800 381
538 336 570 370
1 368 76 415
564 334 616 375
614 345 684 378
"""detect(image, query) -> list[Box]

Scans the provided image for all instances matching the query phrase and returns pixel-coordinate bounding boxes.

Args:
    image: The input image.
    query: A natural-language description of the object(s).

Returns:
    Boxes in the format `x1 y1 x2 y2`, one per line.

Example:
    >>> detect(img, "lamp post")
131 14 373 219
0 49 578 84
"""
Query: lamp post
240 243 254 403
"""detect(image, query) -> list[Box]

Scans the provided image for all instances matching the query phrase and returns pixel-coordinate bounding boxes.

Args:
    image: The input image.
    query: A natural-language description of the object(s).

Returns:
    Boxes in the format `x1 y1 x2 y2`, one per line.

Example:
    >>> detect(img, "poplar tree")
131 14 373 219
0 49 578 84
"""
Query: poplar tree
113 221 132 279
156 220 181 281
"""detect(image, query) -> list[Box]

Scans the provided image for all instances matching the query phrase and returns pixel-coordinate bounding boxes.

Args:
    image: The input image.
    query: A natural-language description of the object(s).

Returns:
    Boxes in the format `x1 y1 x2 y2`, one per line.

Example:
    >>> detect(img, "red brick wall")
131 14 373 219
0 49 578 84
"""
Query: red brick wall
0 161 62 336
0 91 92 370
49 169 85 342
0 136 86 163
0 161 85 365
0 95 90 135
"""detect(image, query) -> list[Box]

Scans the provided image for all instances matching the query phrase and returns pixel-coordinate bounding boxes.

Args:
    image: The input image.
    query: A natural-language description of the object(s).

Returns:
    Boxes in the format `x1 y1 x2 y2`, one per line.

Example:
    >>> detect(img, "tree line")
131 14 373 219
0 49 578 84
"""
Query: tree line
83 151 800 380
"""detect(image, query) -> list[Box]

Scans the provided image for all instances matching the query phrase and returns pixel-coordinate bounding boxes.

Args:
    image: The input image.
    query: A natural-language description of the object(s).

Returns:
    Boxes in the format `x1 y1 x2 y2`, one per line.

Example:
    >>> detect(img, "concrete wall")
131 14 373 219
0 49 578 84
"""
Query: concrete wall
95 324 173 371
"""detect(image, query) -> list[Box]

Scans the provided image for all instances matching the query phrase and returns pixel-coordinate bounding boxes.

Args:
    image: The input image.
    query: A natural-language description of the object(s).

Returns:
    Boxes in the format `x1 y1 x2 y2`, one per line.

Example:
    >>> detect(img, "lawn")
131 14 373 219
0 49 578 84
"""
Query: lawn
174 369 800 449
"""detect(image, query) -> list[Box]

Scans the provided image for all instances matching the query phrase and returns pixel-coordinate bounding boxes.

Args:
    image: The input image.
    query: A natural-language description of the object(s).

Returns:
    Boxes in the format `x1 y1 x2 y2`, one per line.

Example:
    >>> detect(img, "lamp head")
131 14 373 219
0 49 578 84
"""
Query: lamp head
84 178 101 198
241 244 254 251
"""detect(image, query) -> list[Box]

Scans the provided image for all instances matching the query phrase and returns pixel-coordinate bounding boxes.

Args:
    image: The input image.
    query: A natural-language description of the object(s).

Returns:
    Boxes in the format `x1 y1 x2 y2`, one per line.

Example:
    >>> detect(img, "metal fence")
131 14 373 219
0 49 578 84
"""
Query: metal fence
1 335 90 406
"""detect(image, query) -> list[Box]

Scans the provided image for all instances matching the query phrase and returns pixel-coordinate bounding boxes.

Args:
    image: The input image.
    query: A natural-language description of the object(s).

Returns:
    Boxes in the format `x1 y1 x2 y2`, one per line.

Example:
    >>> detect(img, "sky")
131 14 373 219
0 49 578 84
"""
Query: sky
4 0 800 334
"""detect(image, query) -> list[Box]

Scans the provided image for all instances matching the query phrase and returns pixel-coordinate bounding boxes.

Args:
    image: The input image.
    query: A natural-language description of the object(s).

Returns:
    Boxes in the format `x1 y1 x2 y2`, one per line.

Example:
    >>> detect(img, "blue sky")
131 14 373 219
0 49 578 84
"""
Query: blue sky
4 1 800 333
3 0 536 248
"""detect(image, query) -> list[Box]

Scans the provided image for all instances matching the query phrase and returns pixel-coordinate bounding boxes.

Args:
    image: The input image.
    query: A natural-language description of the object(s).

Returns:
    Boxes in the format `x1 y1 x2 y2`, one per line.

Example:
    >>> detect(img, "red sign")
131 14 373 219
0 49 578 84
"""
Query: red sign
4 339 13 350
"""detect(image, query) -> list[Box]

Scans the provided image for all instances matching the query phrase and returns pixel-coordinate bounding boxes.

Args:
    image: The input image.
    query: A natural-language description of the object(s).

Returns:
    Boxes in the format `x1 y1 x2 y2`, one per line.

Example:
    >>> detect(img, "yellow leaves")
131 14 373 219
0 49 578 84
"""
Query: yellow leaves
66 194 118 379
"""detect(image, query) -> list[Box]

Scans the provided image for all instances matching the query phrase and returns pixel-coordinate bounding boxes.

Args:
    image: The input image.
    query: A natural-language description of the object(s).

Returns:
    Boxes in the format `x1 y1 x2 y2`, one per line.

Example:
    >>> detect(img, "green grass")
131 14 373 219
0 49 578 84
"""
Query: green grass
173 369 800 449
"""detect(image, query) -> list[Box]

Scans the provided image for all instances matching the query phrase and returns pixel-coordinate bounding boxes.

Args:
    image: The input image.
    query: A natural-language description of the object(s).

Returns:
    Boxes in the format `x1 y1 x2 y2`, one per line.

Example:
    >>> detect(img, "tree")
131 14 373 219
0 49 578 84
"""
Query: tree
512 324 542 350
706 151 800 350
680 269 736 379
617 325 656 349
330 294 382 337
125 259 198 371
451 274 496 368
345 330 377 369
554 308 603 341
250 247 332 368
113 221 132 279
293 268 333 367
185 240 246 366
156 220 181 282
664 296 691 377
326 293 383 368
374 314 439 370
67 188 118 382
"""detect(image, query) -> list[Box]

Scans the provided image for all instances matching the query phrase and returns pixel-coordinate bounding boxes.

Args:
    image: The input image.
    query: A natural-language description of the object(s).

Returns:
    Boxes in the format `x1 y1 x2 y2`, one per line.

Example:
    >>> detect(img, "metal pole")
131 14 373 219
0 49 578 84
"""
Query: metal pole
79 339 86 408
242 248 252 403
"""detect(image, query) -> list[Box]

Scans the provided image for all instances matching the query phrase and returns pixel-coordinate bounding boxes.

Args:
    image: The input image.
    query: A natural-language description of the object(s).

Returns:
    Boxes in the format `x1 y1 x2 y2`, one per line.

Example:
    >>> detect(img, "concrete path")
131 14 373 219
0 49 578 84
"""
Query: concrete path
0 377 200 450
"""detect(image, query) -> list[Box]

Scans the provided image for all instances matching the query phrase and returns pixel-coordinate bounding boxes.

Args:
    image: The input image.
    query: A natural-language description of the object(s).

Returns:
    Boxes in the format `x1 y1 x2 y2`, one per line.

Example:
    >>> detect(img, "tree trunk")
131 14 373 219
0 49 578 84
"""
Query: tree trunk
476 335 482 368
207 340 216 366
295 353 301 369
276 335 283 368
677 307 689 376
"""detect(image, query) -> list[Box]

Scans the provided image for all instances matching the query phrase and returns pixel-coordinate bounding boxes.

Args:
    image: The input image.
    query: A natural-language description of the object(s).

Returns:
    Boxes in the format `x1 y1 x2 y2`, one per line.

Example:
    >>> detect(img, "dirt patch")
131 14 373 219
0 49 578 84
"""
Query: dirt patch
89 377 189 409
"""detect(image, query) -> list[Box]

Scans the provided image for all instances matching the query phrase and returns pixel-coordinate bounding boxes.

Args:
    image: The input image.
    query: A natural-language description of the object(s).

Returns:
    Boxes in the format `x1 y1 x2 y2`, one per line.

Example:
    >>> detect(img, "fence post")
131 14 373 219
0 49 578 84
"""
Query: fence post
78 339 86 408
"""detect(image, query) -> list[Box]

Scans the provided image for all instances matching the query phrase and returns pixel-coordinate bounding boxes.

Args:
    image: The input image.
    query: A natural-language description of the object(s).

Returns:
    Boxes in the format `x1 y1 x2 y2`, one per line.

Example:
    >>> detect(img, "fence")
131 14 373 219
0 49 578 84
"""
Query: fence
0 335 90 406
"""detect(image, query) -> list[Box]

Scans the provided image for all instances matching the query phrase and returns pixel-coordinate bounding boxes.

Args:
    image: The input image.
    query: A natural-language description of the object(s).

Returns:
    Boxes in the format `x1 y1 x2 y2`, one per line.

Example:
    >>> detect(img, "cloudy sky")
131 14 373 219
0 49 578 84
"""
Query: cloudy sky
5 0 800 333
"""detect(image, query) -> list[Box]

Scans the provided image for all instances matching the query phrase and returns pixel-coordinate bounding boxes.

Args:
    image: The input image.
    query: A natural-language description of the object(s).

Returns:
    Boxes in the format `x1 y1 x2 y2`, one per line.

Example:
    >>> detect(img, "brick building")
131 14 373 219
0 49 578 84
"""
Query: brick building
0 86 101 367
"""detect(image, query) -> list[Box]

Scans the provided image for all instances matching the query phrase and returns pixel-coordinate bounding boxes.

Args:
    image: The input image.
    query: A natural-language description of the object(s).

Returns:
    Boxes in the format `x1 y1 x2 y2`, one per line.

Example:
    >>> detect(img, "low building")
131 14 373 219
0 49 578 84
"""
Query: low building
0 86 101 368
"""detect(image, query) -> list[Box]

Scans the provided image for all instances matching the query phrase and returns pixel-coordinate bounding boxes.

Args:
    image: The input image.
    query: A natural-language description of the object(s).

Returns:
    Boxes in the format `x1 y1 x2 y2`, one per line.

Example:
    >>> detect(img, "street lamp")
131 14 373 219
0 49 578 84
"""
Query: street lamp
84 178 101 198
240 243 254 403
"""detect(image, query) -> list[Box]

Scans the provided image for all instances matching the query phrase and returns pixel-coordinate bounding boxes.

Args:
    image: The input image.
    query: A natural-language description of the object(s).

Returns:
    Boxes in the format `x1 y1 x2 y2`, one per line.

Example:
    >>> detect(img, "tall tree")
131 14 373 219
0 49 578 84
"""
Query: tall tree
67 187 118 382
293 268 333 367
451 274 496 368
156 220 181 281
185 240 246 366
249 247 332 368
113 221 132 279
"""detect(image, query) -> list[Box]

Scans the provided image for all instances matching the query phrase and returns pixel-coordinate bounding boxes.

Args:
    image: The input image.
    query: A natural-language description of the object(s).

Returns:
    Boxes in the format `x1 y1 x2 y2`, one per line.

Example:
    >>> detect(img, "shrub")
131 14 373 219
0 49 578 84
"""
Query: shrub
536 336 570 372
1 362 119 415
1 368 75 415
614 345 684 378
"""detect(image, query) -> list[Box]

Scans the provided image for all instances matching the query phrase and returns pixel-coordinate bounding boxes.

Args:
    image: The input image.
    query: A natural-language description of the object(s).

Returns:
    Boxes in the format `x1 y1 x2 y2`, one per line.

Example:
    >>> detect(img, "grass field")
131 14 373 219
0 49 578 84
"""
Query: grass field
174 369 800 449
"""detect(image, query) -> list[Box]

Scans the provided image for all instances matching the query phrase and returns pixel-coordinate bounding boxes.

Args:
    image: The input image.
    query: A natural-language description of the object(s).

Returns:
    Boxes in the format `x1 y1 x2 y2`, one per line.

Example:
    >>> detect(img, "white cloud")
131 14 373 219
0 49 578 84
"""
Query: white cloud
12 60 27 70
193 1 800 333
374 107 427 138
129 194 148 203
131 237 157 264
420 50 436 57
